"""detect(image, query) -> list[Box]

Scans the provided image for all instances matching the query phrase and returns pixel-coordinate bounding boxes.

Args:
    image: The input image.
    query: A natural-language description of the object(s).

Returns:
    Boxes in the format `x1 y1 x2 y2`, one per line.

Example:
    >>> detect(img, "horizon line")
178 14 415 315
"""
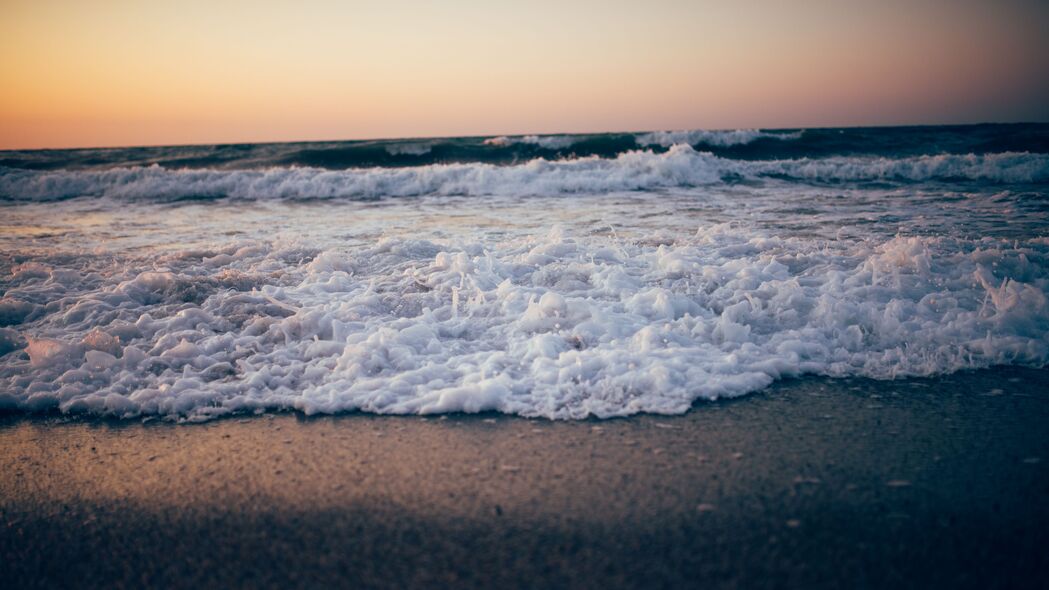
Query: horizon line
2 119 1046 154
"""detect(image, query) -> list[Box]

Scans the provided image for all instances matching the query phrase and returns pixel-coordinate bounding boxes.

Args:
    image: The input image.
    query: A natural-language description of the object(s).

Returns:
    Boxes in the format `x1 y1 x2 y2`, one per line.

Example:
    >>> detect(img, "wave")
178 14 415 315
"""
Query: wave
1 228 1047 421
2 147 1047 202
739 151 1049 183
483 135 580 149
383 142 434 156
2 124 1044 172
635 129 804 148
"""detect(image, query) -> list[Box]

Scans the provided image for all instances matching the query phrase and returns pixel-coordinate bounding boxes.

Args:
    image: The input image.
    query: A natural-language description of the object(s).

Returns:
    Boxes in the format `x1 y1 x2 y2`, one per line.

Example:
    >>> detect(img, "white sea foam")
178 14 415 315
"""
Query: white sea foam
2 147 1045 202
635 129 804 148
1 226 1046 421
483 135 579 149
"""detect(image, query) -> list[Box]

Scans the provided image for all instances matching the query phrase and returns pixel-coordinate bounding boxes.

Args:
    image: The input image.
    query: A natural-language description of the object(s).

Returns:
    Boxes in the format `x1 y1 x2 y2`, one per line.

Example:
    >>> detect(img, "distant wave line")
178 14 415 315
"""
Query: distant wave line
2 147 1047 202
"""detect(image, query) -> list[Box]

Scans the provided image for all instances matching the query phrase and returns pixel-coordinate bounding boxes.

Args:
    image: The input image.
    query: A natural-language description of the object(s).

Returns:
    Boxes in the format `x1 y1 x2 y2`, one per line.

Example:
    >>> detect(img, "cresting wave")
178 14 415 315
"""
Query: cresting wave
2 124 1043 172
481 129 799 150
483 135 579 149
2 146 1047 202
635 129 804 148
1 226 1047 421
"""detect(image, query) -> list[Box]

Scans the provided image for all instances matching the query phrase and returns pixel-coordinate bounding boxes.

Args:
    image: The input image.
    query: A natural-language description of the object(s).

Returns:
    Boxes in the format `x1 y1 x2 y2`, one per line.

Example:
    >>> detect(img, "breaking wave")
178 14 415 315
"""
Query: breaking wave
2 147 1046 202
635 129 804 148
483 135 579 149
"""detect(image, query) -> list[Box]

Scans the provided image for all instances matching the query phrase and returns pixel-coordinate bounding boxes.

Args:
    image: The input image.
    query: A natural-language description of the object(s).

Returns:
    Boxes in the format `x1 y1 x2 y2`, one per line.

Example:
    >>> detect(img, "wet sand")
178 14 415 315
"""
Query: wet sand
2 367 1048 589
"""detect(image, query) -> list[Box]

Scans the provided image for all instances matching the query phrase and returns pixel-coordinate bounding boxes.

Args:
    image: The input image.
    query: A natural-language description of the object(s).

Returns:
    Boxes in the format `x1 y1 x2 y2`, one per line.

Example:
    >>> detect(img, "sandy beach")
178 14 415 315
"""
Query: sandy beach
2 366 1047 589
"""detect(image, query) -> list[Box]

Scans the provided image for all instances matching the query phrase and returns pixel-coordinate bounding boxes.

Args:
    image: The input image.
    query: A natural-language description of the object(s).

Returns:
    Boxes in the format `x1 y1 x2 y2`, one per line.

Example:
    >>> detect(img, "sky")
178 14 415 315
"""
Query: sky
1 0 1047 149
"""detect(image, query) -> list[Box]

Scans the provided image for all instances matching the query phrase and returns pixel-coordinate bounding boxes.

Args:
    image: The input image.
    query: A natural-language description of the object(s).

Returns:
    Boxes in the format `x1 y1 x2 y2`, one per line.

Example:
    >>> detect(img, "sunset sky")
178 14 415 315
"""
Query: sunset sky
2 0 1047 150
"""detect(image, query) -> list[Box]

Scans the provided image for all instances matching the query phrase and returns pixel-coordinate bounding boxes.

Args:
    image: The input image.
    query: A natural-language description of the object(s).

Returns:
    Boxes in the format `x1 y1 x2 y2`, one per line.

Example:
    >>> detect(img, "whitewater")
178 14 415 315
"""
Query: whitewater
1 124 1047 421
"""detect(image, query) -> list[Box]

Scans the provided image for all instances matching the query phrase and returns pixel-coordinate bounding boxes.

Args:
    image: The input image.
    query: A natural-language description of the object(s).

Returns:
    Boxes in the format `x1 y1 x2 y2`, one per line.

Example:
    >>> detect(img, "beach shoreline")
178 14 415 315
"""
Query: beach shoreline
3 366 1048 589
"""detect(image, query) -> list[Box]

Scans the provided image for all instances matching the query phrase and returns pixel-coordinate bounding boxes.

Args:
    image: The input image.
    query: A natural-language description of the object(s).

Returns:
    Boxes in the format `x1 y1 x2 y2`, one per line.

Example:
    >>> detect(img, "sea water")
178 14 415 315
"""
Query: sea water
1 124 1047 421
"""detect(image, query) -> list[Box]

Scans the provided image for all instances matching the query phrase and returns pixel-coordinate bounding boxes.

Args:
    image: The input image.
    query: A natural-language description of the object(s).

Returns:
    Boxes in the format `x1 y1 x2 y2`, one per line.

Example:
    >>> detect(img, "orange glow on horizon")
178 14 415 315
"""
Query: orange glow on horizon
1 0 1047 150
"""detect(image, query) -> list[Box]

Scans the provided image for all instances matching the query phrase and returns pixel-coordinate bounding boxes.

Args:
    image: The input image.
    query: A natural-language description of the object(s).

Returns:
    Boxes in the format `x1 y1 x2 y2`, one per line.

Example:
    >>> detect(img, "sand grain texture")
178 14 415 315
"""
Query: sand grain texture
2 367 1048 589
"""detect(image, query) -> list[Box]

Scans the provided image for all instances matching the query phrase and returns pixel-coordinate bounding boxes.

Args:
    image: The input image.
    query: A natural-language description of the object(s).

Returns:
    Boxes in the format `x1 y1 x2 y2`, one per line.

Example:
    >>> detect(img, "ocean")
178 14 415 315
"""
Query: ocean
1 123 1047 421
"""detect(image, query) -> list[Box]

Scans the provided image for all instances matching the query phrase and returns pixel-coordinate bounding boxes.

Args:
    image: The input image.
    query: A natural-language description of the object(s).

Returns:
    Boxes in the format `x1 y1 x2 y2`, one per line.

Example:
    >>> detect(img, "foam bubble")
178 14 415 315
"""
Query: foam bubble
0 298 39 326
0 328 26 357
